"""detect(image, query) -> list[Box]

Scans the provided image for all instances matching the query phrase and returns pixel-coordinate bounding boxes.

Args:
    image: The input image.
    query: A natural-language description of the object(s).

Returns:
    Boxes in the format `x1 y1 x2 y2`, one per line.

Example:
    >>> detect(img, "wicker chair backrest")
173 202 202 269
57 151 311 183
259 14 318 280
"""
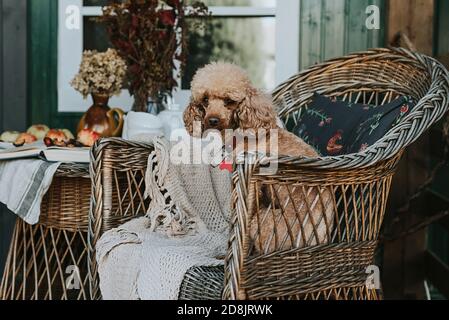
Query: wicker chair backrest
272 48 449 169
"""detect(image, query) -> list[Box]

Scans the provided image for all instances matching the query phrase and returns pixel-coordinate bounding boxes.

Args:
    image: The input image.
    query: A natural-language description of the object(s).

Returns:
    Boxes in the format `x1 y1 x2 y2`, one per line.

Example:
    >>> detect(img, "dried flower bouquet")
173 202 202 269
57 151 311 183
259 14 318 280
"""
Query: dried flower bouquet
98 0 209 111
71 48 127 98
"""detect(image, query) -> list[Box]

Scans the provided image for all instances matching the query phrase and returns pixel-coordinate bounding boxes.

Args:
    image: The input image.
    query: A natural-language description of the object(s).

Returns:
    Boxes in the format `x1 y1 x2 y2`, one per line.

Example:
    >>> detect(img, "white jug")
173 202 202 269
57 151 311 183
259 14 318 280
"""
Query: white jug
158 104 185 140
122 111 164 141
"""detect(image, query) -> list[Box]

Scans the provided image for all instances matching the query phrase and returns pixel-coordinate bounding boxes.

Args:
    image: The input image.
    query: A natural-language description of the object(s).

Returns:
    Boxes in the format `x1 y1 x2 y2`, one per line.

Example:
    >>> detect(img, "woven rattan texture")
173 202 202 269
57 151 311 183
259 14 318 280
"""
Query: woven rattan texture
87 48 449 300
223 48 449 300
1 164 91 300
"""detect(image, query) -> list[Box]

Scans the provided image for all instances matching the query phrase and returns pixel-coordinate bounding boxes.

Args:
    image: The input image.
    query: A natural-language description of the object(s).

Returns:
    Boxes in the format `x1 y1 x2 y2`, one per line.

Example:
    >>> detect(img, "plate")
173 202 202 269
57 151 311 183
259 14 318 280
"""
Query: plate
0 141 45 150
0 141 14 149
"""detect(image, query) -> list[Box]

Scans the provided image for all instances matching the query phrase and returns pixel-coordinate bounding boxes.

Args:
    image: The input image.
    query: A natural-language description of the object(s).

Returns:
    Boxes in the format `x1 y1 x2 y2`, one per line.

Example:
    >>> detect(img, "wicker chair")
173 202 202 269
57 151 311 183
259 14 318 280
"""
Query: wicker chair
88 48 449 300
1 164 91 300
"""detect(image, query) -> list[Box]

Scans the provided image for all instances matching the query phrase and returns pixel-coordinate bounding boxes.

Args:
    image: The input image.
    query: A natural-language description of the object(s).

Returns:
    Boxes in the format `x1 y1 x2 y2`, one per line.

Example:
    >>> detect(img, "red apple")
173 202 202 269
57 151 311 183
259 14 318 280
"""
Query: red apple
14 133 37 146
46 129 69 144
77 129 101 147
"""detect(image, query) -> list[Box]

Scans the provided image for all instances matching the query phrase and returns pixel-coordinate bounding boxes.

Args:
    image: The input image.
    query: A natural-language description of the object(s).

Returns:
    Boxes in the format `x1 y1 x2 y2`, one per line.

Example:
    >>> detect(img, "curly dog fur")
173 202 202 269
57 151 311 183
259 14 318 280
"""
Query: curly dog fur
184 62 333 254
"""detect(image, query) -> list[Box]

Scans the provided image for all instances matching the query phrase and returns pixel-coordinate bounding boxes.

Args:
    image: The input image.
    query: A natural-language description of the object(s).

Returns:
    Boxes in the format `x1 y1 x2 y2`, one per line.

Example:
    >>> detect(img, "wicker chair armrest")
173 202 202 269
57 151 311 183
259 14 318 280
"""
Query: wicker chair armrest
224 154 260 300
223 152 402 300
88 137 154 299
224 154 296 299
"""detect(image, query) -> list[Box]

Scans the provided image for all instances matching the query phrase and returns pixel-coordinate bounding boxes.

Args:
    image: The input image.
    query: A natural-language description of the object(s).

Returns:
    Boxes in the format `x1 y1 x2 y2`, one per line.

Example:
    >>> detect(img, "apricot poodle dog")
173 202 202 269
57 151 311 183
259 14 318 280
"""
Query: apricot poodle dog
183 62 333 254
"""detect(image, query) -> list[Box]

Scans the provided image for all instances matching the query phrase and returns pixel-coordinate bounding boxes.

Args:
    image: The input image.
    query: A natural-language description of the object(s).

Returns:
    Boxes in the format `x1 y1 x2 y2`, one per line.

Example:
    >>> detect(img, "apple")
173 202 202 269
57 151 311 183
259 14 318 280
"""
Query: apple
46 129 70 143
14 133 37 146
77 129 101 147
27 125 50 140
0 131 20 143
61 129 75 140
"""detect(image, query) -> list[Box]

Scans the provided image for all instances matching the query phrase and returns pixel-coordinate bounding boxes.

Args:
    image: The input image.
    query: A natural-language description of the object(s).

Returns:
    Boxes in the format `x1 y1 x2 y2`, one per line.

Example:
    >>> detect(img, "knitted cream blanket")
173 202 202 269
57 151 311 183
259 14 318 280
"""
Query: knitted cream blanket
96 137 231 300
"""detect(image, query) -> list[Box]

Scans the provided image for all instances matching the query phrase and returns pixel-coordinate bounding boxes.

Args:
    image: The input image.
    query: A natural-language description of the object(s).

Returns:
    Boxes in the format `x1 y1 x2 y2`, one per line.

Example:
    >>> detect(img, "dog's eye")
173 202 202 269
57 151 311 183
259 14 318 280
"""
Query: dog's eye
203 96 209 104
224 98 235 106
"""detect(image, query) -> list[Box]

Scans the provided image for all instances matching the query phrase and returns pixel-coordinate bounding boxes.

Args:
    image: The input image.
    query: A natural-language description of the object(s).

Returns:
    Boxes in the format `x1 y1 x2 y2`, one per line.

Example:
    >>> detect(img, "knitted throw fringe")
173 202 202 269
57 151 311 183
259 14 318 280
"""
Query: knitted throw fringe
145 138 187 235
145 137 211 236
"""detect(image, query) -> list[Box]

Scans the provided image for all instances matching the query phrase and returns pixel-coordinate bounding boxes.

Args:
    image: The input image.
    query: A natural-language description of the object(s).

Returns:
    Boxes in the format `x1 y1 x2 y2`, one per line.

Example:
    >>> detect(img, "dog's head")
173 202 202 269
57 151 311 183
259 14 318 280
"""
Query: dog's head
183 62 277 137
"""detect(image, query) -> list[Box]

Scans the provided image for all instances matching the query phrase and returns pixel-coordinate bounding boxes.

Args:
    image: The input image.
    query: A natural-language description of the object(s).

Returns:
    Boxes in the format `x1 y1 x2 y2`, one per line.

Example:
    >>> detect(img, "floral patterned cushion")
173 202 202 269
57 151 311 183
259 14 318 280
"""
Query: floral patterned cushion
292 93 416 156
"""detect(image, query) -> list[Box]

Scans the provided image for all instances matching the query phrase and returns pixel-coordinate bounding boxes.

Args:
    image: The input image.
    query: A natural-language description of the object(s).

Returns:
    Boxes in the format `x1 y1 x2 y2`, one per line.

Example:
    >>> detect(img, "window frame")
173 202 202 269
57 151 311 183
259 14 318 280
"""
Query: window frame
58 0 300 112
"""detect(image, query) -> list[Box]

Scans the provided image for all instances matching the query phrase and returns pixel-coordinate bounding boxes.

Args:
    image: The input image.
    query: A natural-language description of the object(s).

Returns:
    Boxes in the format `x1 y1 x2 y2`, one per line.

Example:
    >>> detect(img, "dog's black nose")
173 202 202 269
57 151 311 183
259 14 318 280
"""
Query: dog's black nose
208 118 220 127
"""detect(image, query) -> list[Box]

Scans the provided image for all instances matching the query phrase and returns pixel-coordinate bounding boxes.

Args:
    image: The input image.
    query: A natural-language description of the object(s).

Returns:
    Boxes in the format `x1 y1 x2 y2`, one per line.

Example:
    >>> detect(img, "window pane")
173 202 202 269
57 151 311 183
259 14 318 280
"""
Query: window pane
86 0 276 6
187 0 276 7
83 17 111 51
83 0 124 6
182 17 275 90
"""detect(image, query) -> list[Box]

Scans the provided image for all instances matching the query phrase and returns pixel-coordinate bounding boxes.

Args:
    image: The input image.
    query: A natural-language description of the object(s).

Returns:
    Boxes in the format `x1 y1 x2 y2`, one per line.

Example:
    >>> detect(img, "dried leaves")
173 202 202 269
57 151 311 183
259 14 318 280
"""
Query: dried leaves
98 0 209 111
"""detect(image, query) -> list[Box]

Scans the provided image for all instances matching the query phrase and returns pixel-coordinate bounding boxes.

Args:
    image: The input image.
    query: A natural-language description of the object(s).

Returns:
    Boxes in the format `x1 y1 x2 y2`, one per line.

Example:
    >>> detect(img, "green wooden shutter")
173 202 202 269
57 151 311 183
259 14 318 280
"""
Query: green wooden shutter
299 0 385 69
28 0 82 132
436 0 449 56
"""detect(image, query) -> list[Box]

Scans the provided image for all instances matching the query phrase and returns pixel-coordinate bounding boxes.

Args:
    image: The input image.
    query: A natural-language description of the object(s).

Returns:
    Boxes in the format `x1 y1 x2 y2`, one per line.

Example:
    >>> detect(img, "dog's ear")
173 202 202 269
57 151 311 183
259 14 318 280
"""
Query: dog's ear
183 99 205 137
236 90 278 130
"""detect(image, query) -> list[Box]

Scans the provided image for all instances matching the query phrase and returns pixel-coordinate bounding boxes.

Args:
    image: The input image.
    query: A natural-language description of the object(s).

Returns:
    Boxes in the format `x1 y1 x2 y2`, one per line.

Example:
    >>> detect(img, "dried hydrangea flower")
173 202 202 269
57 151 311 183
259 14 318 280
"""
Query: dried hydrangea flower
70 48 127 98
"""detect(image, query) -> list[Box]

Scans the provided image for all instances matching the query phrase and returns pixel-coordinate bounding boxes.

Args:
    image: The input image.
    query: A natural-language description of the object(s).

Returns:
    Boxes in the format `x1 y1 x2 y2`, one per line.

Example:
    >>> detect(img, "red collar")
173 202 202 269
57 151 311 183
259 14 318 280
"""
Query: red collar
218 160 233 173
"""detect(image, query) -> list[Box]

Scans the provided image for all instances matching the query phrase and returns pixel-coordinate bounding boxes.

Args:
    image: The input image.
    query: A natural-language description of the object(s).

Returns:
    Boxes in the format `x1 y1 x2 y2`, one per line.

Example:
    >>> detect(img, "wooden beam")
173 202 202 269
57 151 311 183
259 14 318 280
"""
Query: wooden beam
382 155 409 299
383 0 436 299
387 0 435 55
